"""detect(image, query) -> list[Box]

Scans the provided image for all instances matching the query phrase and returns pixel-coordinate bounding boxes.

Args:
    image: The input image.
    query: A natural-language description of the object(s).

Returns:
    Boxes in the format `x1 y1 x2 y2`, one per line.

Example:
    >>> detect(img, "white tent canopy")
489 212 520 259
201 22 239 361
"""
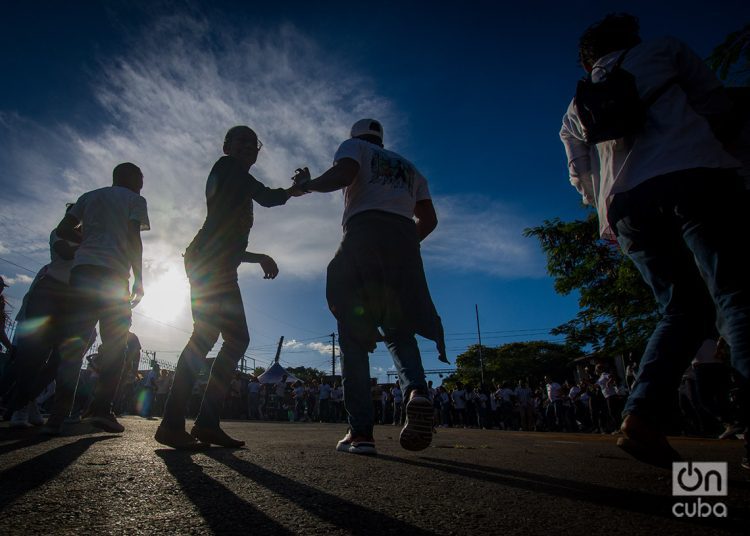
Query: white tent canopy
257 361 301 385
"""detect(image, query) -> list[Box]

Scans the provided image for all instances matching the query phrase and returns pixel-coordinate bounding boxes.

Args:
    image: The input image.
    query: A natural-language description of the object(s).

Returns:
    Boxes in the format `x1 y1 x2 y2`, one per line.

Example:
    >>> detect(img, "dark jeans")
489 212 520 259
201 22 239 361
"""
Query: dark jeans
162 278 249 430
339 327 426 437
609 169 750 427
66 265 131 416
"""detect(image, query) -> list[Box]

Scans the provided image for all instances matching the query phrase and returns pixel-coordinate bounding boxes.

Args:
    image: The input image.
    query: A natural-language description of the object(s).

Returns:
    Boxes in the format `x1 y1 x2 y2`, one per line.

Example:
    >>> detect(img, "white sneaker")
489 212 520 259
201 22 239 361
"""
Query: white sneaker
27 402 45 426
10 409 31 428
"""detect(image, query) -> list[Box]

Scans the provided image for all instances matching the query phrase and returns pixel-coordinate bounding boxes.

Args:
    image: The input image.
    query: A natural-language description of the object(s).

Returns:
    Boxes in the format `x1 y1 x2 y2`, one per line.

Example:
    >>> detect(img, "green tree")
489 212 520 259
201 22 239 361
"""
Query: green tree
524 211 658 359
446 341 580 388
707 23 750 84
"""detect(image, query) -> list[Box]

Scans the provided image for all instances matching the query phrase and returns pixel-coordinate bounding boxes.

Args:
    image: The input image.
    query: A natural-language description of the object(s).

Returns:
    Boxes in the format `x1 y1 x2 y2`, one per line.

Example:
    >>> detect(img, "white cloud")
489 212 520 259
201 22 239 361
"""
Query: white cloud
423 194 545 277
0 273 34 285
0 12 546 360
284 339 336 356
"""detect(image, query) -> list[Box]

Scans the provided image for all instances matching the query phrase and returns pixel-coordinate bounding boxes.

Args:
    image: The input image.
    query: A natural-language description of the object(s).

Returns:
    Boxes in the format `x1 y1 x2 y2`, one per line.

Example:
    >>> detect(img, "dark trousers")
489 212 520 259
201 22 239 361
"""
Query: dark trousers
609 169 750 427
162 278 249 430
66 266 131 416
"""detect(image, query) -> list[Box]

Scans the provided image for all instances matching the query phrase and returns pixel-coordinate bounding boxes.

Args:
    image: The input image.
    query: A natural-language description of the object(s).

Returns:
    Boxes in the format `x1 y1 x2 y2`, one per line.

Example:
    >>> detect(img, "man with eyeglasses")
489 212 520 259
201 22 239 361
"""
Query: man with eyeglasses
156 125 304 450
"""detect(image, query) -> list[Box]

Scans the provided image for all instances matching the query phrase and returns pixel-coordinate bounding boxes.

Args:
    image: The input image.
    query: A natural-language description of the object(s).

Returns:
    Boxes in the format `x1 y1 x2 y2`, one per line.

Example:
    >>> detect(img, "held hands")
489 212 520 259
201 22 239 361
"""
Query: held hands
130 279 144 308
289 167 311 196
259 255 279 279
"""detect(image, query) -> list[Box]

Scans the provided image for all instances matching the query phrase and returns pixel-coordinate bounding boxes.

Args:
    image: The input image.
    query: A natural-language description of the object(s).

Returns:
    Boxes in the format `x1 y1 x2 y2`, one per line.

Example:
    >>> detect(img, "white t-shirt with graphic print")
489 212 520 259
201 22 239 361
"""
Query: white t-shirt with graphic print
333 138 431 226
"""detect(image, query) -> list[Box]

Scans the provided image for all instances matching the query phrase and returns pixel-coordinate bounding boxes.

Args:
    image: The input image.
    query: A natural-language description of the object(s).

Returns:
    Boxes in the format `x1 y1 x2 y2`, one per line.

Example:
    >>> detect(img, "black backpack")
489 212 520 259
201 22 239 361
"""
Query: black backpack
574 49 677 144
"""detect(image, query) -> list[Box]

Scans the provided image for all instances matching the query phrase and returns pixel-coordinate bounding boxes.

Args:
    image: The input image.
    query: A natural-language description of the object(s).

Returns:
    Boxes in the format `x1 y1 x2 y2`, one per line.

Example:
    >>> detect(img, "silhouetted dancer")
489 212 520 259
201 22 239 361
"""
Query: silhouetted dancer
295 118 447 455
155 126 304 450
56 162 150 434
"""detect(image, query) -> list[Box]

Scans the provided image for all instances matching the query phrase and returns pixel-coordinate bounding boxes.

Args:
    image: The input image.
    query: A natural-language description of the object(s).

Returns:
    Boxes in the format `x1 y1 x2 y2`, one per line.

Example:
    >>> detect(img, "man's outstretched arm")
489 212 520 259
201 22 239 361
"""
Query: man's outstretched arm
304 158 360 193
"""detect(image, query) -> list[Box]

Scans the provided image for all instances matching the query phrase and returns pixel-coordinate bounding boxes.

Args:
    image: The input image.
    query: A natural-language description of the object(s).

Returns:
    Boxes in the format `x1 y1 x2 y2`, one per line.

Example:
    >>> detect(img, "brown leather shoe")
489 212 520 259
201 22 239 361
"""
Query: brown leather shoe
155 425 210 451
190 425 245 448
616 414 682 469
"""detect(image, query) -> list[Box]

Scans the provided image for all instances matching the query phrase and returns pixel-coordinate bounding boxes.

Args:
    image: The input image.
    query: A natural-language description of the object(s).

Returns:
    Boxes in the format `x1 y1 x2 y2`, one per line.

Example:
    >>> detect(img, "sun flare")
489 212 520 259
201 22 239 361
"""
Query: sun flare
139 264 190 322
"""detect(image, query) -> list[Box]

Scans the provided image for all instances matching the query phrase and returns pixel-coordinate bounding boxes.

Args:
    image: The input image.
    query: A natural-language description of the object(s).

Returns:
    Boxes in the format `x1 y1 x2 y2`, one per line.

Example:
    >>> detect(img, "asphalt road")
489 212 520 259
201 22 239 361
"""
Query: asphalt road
0 417 748 535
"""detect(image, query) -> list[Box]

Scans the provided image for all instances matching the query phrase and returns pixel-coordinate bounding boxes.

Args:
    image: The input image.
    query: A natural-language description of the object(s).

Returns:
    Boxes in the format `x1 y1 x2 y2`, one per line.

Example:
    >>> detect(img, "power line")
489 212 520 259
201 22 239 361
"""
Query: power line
0 256 37 275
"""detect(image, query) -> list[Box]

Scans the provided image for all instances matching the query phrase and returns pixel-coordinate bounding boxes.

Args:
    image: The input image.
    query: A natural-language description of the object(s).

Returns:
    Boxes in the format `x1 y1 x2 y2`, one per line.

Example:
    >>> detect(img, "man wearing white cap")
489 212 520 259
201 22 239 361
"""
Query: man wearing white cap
295 119 447 455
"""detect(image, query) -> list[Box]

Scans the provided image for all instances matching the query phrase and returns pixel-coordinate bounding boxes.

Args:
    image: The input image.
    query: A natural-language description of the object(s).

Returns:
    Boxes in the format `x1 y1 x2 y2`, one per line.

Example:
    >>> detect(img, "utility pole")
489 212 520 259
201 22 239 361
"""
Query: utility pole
274 336 284 363
331 332 336 379
475 304 485 387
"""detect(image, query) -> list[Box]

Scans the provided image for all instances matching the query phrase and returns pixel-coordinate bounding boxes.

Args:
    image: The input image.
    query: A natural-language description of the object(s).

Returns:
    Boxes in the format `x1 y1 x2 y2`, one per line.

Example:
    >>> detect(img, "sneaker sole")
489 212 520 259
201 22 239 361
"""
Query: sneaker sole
335 441 377 455
400 396 433 451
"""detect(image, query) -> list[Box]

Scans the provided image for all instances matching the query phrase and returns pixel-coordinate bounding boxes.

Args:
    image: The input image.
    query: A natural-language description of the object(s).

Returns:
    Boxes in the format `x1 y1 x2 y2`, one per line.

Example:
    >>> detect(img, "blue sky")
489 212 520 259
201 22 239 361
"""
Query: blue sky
0 0 747 382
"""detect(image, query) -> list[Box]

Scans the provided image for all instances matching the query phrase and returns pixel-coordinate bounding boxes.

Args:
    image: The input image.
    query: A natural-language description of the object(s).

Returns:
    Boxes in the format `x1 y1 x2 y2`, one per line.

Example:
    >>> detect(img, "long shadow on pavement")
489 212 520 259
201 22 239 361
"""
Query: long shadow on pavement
376 455 748 530
0 424 115 455
0 434 53 456
205 450 435 535
155 449 294 535
0 435 117 511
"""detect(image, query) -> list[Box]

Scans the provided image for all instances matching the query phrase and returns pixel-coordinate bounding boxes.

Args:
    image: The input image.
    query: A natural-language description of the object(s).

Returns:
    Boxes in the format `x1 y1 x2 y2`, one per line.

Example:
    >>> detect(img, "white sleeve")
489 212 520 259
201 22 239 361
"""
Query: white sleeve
333 138 362 165
414 172 431 202
560 101 595 205
130 195 151 231
68 193 87 223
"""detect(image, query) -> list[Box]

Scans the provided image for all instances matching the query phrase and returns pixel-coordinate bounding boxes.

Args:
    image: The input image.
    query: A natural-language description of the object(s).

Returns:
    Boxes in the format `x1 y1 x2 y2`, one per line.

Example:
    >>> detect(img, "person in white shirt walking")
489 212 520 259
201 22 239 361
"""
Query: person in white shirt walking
55 163 150 434
560 13 749 469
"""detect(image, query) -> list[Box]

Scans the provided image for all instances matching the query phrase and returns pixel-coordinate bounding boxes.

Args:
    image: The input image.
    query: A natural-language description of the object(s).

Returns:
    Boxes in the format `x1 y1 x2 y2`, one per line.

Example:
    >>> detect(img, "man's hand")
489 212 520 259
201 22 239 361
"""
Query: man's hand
286 184 308 198
259 255 279 279
286 167 311 198
292 167 311 189
130 279 144 308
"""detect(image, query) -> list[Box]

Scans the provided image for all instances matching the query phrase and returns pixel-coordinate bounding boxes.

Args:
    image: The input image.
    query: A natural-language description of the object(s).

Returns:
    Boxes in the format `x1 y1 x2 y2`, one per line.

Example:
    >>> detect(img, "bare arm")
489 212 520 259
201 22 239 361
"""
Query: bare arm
128 220 144 307
414 199 438 241
55 214 81 244
241 252 279 279
305 158 360 193
52 239 79 261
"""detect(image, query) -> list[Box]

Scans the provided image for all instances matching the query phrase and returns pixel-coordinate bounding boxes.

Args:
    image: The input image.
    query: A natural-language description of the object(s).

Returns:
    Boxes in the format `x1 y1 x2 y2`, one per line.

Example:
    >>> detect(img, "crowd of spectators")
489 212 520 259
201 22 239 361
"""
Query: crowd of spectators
16 348 742 441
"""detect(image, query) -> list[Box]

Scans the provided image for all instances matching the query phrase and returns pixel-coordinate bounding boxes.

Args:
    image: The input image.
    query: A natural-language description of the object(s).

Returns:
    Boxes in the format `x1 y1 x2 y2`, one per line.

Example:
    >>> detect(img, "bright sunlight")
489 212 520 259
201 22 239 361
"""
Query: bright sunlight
138 263 190 322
